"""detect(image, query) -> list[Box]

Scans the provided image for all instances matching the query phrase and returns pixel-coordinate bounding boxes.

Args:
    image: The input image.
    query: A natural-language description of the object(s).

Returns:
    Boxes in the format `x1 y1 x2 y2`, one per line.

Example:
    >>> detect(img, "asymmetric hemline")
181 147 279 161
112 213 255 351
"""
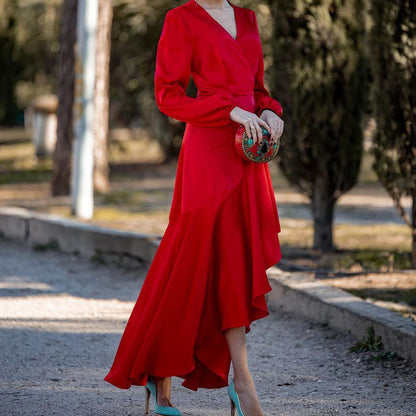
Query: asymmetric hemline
104 0 283 392
104 168 281 391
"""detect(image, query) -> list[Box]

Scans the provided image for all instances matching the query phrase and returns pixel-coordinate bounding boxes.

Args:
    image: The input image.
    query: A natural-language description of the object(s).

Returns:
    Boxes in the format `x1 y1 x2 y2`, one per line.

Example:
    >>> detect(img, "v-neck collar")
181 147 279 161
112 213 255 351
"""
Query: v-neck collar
193 0 240 41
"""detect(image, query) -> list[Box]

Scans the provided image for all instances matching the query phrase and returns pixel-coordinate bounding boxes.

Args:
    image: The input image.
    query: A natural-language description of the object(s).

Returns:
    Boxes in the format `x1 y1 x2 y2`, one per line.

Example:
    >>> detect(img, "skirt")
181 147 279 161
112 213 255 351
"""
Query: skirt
104 94 282 391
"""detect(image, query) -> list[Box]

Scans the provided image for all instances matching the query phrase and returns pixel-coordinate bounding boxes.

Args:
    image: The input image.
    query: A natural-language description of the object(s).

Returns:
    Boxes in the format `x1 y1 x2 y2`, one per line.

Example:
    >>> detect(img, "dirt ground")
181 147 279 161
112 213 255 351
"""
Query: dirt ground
1 238 416 416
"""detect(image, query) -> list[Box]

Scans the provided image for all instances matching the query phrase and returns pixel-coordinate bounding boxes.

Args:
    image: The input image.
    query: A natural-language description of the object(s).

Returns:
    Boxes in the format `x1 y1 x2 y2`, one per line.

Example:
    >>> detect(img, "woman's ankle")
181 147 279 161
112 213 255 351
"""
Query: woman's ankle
233 374 256 392
153 376 172 404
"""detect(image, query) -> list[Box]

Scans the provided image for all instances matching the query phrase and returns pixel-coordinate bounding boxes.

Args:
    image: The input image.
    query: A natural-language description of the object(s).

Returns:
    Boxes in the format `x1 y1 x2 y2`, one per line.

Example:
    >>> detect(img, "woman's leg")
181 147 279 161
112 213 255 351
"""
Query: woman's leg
224 327 264 416
153 376 176 407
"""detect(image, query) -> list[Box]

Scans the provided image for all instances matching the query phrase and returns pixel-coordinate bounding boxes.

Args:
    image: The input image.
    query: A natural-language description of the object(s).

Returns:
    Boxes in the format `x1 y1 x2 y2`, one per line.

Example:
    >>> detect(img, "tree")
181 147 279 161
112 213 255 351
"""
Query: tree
369 0 416 267
110 1 186 161
53 0 113 196
267 0 370 251
0 0 19 125
51 0 78 196
93 0 112 192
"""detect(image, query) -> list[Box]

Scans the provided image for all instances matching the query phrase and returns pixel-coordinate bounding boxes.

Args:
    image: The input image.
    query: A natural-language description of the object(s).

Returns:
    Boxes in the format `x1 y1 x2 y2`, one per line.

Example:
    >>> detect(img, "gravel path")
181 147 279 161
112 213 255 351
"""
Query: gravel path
1 237 415 416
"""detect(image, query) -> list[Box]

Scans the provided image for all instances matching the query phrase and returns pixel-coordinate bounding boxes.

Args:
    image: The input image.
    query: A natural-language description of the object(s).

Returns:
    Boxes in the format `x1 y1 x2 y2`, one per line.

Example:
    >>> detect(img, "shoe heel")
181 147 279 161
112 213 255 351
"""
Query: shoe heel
145 387 151 414
230 397 236 416
228 379 247 416
145 376 182 415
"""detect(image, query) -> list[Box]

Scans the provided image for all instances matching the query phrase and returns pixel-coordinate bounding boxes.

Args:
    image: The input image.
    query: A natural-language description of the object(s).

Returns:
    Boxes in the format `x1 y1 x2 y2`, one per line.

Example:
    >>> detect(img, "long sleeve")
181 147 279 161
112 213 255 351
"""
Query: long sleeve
154 10 237 127
252 11 283 119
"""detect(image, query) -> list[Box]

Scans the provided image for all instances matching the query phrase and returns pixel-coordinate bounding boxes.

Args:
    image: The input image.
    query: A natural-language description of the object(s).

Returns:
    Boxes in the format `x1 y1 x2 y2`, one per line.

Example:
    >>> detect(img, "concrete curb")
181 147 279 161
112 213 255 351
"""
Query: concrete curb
267 268 416 364
0 206 161 267
1 206 415 364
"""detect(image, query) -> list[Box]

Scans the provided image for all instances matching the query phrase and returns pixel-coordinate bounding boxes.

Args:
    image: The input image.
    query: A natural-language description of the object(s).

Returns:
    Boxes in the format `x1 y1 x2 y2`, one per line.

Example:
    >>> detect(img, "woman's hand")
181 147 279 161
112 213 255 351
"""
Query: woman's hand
259 109 284 145
229 106 271 144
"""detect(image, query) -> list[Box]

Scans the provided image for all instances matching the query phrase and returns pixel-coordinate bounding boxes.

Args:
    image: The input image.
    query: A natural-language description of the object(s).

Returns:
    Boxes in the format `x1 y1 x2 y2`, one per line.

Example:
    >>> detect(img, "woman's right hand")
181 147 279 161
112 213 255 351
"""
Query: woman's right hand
229 106 271 144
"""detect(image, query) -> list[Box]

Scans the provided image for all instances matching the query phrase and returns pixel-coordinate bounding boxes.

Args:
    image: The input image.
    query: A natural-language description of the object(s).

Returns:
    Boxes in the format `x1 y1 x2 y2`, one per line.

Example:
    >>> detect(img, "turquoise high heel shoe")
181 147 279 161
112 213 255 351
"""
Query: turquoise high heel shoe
227 379 245 416
145 377 181 416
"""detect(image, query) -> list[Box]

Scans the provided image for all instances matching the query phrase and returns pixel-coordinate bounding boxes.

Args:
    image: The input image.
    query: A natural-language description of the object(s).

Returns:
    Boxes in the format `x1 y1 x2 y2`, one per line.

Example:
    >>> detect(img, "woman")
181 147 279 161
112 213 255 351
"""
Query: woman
104 1 284 415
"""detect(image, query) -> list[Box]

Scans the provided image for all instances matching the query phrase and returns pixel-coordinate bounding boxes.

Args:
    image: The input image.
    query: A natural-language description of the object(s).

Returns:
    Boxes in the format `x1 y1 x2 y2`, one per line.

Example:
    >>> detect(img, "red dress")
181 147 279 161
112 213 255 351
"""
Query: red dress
104 0 283 392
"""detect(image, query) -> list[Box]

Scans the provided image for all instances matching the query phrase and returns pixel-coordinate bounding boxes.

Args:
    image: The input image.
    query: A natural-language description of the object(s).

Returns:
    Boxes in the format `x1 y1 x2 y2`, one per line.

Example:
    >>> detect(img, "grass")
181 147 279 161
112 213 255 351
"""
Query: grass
33 240 59 251
91 206 168 222
97 189 143 206
279 219 412 271
334 224 411 252
280 221 411 252
0 129 53 184
0 167 52 185
0 127 164 185
96 188 172 212
349 326 383 353
348 326 401 362
347 287 416 307
333 249 412 271
108 134 164 164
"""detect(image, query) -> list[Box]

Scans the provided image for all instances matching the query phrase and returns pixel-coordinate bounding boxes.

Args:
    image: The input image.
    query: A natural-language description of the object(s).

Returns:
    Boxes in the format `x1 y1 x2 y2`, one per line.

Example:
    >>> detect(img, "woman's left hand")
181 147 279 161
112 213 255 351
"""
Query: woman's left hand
260 110 284 145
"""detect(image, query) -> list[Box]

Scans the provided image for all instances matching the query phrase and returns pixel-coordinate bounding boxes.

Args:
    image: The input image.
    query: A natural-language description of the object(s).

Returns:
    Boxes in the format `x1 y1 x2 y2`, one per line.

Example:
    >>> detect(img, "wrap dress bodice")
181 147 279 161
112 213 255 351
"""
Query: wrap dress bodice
105 0 283 392
155 0 283 217
154 0 283 126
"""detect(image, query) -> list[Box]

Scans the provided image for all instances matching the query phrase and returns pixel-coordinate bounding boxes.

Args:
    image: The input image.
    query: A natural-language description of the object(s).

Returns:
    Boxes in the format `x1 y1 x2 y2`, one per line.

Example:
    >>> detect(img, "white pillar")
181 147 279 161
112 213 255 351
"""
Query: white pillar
71 0 98 219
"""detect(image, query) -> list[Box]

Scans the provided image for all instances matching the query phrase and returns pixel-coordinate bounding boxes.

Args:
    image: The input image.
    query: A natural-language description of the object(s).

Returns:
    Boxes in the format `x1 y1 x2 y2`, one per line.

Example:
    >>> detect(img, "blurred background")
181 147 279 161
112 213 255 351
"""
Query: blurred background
0 0 415 320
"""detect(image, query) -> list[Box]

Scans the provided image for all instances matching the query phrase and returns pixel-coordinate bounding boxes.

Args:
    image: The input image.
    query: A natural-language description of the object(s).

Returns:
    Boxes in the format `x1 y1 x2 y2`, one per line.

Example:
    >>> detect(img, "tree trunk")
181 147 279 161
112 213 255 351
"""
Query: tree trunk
412 188 416 269
51 0 77 196
93 0 112 193
312 174 335 252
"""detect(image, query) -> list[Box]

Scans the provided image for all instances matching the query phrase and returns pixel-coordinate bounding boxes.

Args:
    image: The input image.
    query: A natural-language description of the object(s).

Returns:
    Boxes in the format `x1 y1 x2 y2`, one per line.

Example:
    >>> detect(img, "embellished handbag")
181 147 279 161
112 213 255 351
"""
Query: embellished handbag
234 124 280 163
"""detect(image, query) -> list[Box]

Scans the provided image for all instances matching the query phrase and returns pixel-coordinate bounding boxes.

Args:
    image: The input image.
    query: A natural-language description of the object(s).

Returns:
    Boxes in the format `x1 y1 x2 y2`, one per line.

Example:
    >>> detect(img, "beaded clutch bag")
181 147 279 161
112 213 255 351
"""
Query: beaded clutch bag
234 124 280 163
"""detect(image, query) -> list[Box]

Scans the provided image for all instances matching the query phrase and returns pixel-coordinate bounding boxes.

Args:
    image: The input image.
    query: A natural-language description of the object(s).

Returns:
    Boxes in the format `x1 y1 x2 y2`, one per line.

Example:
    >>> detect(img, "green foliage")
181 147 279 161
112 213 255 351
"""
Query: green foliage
0 0 20 125
33 240 59 251
349 326 402 362
369 1 416 252
334 249 412 272
0 168 52 185
370 351 399 362
90 251 106 264
4 0 276 159
16 0 60 106
347 287 416 308
349 326 383 353
0 0 60 125
110 0 188 159
267 0 370 249
268 0 370 198
110 0 168 125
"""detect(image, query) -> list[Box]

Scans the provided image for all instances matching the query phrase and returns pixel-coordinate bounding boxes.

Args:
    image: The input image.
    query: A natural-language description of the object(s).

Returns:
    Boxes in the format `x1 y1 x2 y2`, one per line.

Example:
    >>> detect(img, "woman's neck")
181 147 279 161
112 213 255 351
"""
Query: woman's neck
195 0 228 10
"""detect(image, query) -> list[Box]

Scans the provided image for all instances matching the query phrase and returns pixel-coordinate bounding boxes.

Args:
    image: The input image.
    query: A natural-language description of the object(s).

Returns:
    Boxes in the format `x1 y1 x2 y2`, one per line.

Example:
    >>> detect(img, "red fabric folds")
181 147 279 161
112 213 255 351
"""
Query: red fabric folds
104 0 283 392
104 160 281 391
